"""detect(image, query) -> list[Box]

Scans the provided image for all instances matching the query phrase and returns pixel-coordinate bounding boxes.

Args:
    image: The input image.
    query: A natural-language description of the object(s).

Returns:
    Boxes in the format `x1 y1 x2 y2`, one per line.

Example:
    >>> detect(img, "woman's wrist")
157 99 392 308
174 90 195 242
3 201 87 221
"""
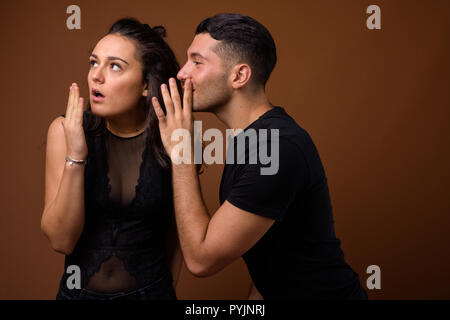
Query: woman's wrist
65 155 87 166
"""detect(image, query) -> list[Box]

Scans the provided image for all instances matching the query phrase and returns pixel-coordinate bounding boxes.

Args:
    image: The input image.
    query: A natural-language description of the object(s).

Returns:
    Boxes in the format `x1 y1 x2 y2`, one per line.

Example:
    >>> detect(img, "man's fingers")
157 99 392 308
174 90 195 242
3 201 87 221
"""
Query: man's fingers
161 84 174 116
168 78 182 115
183 79 193 116
152 97 166 124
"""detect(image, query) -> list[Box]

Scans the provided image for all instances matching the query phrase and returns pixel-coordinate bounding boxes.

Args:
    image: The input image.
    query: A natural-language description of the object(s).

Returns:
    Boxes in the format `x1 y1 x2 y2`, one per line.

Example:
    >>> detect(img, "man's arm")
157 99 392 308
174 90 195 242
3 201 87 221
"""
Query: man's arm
171 161 274 277
248 281 264 300
152 78 275 277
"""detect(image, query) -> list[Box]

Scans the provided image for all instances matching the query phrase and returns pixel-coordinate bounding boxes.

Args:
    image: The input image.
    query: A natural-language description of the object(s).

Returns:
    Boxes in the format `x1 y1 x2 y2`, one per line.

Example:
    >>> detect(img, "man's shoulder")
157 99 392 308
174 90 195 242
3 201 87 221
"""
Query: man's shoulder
256 107 315 152
256 106 306 131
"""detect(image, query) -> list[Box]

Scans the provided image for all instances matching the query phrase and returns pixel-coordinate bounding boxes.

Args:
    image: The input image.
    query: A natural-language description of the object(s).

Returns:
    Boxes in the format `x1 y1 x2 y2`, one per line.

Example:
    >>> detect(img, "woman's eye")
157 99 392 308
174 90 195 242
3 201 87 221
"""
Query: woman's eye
111 63 121 71
89 60 98 67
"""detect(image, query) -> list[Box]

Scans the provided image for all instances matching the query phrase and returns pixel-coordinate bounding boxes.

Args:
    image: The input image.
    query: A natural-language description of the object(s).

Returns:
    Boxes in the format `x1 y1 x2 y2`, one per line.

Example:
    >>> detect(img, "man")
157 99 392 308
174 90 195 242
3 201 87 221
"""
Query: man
152 13 367 299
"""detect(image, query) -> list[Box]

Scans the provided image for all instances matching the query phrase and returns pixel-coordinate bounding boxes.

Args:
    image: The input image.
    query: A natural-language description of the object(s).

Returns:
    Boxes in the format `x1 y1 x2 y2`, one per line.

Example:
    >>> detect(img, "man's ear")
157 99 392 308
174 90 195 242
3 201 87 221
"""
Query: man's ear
230 64 252 89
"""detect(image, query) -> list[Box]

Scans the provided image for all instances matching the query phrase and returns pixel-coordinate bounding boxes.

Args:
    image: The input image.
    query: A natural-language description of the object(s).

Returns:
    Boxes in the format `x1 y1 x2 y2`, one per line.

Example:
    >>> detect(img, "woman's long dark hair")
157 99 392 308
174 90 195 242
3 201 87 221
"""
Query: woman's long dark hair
84 17 181 169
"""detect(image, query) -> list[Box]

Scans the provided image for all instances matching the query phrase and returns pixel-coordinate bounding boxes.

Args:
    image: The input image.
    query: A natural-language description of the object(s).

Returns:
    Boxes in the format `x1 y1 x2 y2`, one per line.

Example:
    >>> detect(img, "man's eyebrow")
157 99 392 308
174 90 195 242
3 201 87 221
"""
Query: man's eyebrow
189 52 207 60
90 53 129 65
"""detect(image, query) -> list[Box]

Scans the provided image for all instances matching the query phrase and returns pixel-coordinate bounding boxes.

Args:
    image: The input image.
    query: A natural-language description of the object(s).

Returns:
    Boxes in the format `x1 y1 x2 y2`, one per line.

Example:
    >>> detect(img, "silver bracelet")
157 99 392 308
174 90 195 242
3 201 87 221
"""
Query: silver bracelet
65 155 87 166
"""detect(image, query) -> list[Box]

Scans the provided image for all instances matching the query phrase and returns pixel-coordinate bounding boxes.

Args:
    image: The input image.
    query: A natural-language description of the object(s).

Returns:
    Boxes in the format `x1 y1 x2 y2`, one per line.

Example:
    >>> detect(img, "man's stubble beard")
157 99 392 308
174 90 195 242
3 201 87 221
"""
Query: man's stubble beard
192 72 230 114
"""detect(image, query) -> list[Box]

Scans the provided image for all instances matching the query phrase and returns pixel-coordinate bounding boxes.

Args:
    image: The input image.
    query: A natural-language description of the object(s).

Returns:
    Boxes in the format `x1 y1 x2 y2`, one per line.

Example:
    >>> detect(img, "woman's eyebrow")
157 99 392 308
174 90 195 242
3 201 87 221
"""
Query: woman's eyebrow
90 53 129 65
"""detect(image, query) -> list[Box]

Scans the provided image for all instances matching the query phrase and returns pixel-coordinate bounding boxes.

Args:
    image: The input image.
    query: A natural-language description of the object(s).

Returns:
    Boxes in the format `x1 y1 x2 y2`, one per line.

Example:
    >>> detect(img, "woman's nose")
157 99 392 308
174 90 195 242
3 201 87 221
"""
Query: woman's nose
91 66 105 83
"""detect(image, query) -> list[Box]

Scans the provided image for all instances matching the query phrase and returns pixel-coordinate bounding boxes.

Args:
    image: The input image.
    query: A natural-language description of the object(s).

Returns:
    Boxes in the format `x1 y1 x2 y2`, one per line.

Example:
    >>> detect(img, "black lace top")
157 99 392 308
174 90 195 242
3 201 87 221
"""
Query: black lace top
59 119 173 293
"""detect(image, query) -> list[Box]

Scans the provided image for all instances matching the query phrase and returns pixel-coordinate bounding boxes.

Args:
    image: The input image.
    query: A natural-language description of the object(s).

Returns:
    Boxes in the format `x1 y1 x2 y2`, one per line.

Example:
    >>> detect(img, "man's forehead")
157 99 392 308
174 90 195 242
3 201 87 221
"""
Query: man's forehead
187 33 221 58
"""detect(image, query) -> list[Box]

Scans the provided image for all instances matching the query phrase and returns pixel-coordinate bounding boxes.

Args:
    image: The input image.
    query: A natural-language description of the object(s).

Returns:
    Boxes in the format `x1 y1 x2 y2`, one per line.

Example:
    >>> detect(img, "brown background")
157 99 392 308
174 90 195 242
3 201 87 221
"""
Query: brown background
0 0 449 299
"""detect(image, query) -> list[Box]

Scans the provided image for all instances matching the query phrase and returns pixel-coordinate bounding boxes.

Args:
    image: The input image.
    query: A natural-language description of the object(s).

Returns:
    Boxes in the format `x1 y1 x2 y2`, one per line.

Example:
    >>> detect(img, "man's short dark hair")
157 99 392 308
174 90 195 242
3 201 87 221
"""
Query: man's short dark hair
195 13 277 86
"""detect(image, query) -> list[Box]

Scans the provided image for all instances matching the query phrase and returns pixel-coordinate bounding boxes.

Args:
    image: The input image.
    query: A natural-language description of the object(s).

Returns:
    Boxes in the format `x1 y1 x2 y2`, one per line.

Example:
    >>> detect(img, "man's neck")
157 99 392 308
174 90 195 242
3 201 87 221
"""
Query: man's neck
215 93 273 131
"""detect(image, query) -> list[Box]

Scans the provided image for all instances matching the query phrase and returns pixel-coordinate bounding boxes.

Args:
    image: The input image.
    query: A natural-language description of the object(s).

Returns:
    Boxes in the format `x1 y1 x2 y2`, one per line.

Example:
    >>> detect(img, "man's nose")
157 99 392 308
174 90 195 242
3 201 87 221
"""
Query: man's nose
177 63 189 81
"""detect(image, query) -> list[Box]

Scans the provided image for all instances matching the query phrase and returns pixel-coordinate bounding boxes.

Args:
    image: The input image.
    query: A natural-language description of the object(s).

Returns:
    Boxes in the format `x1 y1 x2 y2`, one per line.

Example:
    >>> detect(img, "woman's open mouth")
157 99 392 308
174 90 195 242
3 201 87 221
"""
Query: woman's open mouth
91 88 105 103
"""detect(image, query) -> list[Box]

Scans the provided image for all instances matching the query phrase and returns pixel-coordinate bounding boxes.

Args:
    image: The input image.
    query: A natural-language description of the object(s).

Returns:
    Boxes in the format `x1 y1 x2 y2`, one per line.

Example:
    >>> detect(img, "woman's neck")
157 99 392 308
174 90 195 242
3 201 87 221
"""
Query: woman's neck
105 107 148 138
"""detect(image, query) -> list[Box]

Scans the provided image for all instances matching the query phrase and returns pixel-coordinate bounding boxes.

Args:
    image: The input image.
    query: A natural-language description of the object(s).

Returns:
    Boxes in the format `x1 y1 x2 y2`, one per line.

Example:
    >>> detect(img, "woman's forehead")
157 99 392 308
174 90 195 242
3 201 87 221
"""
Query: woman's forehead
92 34 138 61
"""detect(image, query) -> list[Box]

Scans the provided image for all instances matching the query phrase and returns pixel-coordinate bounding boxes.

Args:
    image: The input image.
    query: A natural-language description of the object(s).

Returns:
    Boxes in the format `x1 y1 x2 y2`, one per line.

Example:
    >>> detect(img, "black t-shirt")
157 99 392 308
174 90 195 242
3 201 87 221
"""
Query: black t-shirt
219 107 367 299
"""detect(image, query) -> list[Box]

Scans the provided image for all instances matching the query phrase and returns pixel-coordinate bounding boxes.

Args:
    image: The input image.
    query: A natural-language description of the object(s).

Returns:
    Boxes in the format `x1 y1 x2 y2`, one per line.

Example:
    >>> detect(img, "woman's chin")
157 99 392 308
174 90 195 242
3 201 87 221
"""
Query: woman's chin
90 104 110 117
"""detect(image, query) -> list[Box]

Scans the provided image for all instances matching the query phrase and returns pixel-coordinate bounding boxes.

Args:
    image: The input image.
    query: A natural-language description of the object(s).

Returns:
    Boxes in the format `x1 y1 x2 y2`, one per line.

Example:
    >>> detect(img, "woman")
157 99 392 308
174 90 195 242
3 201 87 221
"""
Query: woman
41 18 182 300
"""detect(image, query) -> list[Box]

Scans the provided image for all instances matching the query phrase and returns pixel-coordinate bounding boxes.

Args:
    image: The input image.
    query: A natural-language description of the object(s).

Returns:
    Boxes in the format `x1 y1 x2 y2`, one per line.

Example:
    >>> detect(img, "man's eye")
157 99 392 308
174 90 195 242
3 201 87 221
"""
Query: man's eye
89 60 98 67
193 61 202 66
111 63 121 71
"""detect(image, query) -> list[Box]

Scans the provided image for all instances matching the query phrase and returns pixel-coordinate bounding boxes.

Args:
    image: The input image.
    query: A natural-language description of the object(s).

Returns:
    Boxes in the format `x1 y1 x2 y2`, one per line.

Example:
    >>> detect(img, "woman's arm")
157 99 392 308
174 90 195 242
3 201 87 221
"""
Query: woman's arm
41 84 87 255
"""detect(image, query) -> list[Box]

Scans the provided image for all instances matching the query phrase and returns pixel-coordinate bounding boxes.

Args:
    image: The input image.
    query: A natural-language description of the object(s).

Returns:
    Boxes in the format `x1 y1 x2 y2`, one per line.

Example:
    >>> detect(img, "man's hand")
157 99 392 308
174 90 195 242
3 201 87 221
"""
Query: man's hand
152 78 194 161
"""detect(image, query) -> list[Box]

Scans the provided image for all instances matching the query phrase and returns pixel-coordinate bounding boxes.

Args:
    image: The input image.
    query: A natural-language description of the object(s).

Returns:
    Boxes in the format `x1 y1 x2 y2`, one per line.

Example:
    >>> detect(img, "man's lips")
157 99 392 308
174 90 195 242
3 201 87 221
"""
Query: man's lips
181 81 195 92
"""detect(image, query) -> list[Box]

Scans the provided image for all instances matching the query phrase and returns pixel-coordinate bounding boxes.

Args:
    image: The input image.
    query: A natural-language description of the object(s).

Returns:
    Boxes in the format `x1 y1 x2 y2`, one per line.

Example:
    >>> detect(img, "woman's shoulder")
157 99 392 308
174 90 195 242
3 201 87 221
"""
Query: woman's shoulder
47 116 65 139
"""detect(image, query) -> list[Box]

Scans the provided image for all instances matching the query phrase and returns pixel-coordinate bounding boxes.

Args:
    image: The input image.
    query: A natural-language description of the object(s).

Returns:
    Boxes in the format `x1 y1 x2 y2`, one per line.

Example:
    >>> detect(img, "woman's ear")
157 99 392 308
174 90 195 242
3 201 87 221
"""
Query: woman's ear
142 82 149 97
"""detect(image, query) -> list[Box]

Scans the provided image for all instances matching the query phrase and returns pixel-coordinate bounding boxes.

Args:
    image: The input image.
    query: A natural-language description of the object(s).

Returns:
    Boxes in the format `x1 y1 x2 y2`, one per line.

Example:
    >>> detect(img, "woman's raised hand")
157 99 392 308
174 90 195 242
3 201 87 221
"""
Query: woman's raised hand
62 83 88 160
